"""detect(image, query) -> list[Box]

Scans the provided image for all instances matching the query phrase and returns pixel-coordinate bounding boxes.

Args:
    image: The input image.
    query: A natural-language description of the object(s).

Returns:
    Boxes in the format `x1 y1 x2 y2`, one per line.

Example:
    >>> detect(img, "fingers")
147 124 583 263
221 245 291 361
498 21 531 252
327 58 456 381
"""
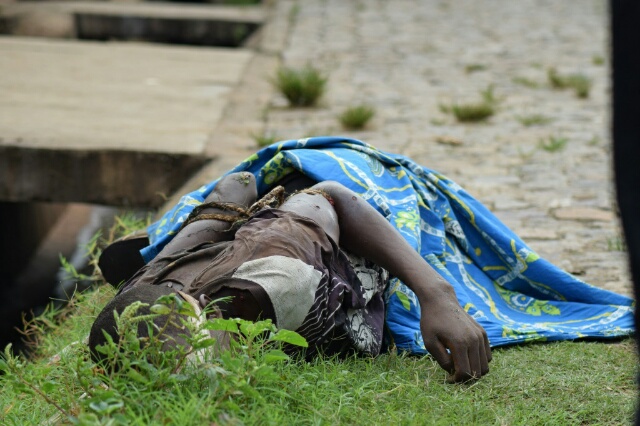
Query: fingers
447 338 473 383
424 339 454 374
444 326 491 383
421 308 492 383
483 328 493 363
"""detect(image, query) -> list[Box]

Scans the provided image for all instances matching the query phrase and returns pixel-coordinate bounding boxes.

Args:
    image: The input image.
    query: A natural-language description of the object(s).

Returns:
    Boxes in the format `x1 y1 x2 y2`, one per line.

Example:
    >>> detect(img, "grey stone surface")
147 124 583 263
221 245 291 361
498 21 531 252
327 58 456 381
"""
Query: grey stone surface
3 0 626 295
200 0 630 297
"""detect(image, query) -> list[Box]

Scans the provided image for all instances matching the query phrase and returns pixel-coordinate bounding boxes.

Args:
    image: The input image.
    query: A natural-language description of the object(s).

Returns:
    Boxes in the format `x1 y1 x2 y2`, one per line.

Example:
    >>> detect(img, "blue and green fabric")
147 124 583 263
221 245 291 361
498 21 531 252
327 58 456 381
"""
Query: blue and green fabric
141 137 634 353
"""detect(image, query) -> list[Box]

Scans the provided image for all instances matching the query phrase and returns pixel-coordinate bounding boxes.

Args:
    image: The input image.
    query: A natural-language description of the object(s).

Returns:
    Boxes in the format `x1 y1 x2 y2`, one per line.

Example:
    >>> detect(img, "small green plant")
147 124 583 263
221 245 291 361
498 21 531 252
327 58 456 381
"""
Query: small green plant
451 102 495 123
0 294 307 424
273 66 328 107
538 135 568 152
1 286 636 424
58 213 149 287
480 84 499 104
464 63 487 73
547 68 592 98
592 55 605 66
516 114 554 126
512 76 540 89
441 85 499 123
338 104 376 130
570 75 592 98
607 235 626 251
252 132 280 148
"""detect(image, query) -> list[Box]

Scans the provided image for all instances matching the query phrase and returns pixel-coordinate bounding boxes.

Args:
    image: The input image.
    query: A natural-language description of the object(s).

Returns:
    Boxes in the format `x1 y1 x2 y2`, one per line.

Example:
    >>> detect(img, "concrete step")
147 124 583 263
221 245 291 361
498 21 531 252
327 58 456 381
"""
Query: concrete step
0 36 255 207
1 1 264 46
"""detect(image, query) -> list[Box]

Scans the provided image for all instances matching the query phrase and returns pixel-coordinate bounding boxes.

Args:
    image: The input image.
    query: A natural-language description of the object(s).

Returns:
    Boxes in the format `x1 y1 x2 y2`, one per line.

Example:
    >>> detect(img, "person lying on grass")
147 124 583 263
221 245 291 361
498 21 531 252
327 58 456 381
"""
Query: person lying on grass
90 172 491 383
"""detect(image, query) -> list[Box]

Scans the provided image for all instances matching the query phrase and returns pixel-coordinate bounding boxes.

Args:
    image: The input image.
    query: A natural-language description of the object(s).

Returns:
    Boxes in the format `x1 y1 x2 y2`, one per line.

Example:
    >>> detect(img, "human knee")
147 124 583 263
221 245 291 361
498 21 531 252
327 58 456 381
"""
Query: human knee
312 180 346 195
207 172 258 207
313 181 358 205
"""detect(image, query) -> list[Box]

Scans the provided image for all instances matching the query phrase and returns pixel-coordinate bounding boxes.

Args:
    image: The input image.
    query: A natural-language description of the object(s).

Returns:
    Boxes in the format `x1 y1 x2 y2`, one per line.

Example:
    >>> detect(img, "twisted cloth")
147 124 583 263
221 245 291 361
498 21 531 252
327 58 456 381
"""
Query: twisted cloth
141 137 634 353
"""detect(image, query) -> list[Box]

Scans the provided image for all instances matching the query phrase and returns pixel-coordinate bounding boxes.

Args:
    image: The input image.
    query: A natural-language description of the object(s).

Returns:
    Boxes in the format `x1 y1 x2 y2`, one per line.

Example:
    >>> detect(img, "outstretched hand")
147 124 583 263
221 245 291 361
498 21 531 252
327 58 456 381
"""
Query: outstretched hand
420 295 491 383
312 181 492 382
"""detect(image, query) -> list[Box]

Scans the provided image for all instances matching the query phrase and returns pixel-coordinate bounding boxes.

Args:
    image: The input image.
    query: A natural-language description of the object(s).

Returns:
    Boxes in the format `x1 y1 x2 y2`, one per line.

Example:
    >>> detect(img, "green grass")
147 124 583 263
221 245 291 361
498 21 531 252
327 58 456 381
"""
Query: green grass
451 102 495 122
441 85 499 123
538 135 568 152
547 68 592 98
1 284 636 425
338 104 376 130
273 65 328 107
464 63 487 73
1 215 635 425
607 235 626 252
516 114 554 126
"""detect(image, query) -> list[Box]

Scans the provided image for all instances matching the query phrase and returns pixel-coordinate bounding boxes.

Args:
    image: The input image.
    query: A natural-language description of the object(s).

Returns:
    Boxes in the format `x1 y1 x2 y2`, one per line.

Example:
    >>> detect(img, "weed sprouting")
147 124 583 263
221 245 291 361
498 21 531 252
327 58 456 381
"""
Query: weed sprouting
547 68 592 98
480 84 499 105
516 114 554 126
464 63 487 73
338 104 376 130
451 102 495 122
538 135 568 152
273 66 328 107
607 236 626 252
441 85 499 123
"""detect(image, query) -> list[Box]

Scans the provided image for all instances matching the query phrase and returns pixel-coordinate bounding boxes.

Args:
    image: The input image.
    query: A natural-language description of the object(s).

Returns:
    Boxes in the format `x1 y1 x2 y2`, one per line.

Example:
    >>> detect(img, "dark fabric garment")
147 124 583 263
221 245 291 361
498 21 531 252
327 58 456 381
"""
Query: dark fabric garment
119 208 386 358
611 2 640 423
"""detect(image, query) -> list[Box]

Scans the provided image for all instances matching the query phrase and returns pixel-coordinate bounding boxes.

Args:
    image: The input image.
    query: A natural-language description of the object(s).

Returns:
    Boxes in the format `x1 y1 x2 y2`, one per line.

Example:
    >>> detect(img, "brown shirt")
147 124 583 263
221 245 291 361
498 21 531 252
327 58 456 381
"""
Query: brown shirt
119 208 387 358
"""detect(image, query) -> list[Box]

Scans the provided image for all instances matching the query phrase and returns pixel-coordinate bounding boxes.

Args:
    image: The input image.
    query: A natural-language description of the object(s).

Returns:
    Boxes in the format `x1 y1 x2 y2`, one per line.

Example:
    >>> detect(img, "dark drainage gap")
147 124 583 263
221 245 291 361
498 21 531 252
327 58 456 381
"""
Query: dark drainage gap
74 14 259 47
0 201 150 354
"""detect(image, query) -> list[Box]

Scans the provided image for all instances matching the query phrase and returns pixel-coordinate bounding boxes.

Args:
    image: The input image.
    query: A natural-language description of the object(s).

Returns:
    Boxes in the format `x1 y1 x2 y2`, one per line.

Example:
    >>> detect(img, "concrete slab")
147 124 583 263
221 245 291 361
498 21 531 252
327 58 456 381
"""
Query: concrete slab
0 36 254 206
1 2 263 46
2 1 263 23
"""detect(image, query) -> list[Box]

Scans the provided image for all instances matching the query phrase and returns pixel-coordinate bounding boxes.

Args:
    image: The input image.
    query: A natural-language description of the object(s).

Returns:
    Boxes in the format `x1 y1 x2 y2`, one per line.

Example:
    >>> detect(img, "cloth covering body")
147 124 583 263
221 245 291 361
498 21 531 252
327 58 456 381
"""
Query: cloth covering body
141 137 634 353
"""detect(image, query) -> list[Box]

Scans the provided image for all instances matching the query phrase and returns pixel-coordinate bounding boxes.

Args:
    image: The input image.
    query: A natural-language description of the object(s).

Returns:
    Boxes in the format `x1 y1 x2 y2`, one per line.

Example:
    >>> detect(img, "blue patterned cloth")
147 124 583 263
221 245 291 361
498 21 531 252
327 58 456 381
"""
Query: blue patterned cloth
141 137 634 353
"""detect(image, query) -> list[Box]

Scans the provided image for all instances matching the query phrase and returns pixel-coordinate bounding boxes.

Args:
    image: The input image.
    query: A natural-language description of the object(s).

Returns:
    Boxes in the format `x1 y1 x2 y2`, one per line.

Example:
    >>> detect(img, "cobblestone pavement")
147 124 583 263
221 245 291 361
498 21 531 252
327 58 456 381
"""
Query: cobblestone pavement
209 0 630 296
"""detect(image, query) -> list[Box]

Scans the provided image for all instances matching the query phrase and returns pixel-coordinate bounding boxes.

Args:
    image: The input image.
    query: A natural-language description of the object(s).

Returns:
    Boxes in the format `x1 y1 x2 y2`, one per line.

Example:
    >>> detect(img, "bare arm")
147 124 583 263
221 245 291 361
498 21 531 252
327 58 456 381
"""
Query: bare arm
315 181 491 382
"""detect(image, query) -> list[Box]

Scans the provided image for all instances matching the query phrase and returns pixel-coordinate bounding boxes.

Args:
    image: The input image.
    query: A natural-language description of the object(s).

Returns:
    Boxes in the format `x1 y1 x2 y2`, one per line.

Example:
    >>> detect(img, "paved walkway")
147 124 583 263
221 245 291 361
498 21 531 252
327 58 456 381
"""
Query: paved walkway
201 0 630 296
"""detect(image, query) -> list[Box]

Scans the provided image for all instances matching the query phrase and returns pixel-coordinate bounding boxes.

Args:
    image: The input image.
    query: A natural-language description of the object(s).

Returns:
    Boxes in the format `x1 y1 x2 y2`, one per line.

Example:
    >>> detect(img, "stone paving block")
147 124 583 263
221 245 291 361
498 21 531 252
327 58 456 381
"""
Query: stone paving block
553 207 615 222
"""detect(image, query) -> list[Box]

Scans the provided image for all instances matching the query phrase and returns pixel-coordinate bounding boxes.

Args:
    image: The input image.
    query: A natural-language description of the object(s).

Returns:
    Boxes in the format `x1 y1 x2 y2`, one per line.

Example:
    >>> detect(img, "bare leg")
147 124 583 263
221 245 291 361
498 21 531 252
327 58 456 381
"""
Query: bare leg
159 172 257 255
90 173 258 359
